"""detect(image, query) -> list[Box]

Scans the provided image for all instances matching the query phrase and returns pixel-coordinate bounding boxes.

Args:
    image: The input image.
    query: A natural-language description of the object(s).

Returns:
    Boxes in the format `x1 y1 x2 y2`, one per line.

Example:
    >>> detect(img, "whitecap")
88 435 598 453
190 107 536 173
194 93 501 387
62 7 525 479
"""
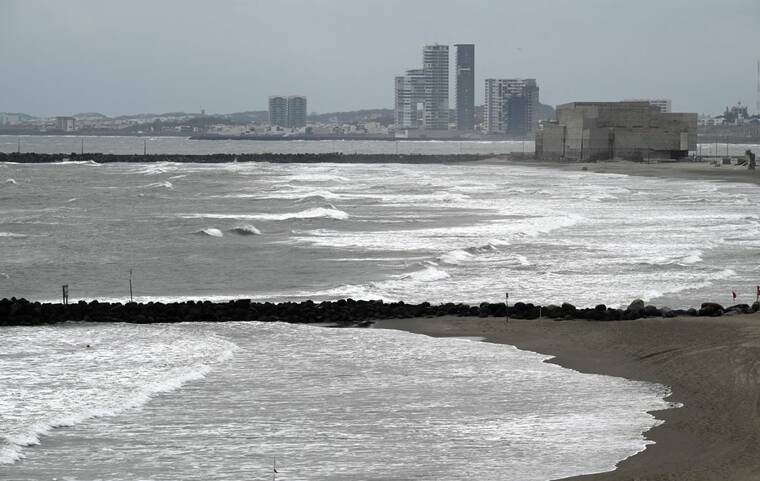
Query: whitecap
198 228 223 238
229 224 262 236
0 232 26 238
4 178 17 185
179 207 349 221
141 181 173 190
440 249 475 265
397 265 450 282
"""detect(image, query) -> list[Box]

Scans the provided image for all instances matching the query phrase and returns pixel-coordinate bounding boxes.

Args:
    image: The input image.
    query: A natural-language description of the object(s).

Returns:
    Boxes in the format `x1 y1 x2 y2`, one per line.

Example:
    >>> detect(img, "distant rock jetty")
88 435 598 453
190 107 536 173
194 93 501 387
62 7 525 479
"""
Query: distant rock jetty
0 152 500 164
1 297 758 327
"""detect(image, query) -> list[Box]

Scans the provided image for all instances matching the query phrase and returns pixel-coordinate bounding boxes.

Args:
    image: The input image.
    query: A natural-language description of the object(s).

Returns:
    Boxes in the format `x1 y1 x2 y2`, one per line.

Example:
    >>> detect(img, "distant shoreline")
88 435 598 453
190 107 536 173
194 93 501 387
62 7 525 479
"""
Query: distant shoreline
377 314 760 481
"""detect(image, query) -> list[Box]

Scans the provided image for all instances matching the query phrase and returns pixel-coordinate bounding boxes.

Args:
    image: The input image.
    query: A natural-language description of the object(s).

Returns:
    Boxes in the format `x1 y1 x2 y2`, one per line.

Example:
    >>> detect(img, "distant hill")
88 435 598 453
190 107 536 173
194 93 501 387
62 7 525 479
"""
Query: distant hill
0 112 37 121
537 103 555 121
73 112 108 119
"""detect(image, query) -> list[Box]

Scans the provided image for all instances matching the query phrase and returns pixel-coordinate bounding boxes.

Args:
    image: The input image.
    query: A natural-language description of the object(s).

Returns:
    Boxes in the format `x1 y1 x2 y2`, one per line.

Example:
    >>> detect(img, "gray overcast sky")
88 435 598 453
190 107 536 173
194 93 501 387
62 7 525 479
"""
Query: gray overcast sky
1 0 758 117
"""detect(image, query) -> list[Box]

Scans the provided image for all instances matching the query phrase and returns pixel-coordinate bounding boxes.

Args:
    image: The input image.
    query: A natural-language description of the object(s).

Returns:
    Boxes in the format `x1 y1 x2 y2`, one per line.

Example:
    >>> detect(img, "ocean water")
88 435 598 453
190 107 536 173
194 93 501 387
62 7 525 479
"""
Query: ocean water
1 158 759 307
2 139 759 479
0 321 674 480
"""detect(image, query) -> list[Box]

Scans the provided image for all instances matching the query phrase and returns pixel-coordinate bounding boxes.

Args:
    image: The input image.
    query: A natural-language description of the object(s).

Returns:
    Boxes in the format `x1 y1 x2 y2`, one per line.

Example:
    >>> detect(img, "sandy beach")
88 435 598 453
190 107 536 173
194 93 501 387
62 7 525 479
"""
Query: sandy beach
483 157 760 186
377 314 760 481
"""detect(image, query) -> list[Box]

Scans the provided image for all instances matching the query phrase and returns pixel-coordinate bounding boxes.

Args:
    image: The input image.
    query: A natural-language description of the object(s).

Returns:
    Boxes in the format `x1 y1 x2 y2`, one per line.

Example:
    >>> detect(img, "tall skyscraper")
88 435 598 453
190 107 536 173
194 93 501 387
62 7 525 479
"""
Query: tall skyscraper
423 44 449 130
455 44 475 131
286 96 307 128
395 69 425 130
268 96 287 127
484 78 539 135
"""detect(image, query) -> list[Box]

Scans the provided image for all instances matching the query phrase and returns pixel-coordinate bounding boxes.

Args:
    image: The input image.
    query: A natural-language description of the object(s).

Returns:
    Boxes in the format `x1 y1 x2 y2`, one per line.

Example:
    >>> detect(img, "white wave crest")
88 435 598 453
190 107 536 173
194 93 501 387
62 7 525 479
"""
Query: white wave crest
680 250 703 265
4 178 17 185
440 249 475 265
198 228 224 237
179 207 349 221
397 265 450 282
0 232 26 238
230 224 262 235
141 181 173 190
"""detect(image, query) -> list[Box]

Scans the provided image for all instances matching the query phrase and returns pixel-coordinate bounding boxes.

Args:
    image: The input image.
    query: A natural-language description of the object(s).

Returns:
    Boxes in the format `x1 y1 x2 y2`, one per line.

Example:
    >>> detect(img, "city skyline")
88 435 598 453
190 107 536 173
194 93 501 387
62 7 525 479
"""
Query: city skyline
1 0 759 117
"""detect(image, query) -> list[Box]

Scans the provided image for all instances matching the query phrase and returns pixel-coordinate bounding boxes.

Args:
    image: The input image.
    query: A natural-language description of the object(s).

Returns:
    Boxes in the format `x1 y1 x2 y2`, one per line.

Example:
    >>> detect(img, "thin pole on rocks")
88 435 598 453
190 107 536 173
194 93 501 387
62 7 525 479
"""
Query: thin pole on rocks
143 139 147 156
129 269 133 303
505 292 509 324
62 285 68 305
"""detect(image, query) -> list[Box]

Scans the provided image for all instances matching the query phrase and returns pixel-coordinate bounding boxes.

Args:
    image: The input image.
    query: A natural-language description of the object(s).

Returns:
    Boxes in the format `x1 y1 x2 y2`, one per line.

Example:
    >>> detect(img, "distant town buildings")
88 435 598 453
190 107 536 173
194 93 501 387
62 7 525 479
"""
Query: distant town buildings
484 78 540 135
455 44 475 131
625 99 672 113
0 113 20 126
536 101 697 161
55 116 76 132
268 95 307 129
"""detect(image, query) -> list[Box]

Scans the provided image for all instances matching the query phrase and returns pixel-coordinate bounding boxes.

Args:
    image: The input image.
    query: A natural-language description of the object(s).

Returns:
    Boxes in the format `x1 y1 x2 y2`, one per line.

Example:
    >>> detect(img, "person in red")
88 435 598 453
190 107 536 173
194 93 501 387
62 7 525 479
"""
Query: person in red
732 290 737 302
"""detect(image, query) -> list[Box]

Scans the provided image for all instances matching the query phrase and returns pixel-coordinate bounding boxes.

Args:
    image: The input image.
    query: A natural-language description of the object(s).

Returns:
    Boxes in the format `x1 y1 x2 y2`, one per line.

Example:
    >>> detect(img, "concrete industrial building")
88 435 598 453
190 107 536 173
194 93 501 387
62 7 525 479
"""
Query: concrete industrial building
268 95 307 128
535 101 697 161
423 44 450 130
455 44 475 131
484 78 539 135
55 116 76 132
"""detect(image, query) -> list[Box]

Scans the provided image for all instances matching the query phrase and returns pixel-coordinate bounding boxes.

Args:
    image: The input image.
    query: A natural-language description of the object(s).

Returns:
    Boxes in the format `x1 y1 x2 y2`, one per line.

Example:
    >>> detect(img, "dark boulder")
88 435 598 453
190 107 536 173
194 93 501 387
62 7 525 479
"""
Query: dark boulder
626 299 645 316
699 302 724 317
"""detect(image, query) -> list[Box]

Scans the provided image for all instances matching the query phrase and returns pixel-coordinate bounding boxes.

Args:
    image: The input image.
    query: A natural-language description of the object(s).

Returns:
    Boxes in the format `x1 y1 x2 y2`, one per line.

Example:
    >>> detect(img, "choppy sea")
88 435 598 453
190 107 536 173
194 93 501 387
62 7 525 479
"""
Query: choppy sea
1 137 758 479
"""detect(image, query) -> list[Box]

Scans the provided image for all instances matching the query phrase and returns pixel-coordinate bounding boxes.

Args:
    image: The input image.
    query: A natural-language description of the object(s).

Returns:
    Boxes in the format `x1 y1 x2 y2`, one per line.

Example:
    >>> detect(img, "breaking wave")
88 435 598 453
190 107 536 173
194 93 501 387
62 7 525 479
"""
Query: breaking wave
141 181 174 190
229 224 262 235
197 228 223 237
4 178 17 185
179 207 349 221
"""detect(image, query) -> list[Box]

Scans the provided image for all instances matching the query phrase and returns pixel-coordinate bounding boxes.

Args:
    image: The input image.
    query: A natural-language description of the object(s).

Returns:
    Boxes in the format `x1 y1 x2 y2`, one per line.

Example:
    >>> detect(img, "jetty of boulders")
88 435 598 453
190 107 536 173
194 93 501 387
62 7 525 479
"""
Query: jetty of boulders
1 297 757 327
0 152 499 164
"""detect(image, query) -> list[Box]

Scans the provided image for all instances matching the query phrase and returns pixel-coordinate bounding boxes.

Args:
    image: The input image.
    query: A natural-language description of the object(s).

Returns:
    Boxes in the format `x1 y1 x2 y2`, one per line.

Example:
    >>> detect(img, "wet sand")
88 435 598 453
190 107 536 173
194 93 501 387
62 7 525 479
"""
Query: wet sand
476 157 760 186
377 314 760 480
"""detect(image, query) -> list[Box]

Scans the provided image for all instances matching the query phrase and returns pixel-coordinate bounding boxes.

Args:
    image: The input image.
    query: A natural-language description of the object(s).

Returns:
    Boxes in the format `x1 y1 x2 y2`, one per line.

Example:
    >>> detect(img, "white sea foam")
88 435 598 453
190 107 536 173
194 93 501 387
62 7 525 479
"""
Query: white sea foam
179 207 349 221
440 249 475 265
4 178 17 185
0 324 237 465
229 224 262 235
0 232 26 238
680 250 703 265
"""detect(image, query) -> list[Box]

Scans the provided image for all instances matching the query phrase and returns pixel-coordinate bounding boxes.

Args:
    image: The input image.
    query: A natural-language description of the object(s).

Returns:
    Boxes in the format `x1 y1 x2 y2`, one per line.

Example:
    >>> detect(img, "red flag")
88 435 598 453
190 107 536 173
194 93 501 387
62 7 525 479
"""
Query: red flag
757 285 760 296
732 290 736 300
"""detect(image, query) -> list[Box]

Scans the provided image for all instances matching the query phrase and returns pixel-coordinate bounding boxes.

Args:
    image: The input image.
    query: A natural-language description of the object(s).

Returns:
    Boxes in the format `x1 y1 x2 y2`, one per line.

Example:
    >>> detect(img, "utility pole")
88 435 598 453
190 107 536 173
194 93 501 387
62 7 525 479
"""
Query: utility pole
505 292 509 324
756 59 760 116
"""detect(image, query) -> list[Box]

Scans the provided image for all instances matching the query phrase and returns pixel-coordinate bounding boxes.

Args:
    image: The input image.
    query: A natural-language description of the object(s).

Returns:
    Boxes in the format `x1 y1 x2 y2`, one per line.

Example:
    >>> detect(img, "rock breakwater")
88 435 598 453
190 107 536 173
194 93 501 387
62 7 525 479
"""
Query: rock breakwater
1 298 757 327
0 152 498 164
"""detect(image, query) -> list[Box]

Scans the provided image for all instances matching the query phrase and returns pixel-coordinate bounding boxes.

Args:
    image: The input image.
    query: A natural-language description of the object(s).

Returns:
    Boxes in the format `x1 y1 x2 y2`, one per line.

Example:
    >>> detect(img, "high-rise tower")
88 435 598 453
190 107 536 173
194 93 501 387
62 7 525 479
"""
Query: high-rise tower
455 44 475 131
422 44 449 130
